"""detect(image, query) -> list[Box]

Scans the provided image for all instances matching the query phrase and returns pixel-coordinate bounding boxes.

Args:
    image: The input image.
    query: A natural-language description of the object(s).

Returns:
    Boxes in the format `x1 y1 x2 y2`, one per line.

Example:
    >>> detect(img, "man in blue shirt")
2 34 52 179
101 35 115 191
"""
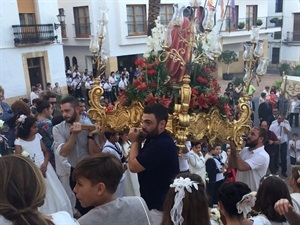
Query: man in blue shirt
128 103 179 225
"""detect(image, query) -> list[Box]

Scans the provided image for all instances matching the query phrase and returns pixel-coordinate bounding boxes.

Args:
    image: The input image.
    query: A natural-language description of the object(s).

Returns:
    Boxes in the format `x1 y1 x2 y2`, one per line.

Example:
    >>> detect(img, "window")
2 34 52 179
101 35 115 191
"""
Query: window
293 13 300 41
59 8 67 38
274 31 282 40
127 5 147 36
19 13 36 25
271 48 280 64
160 5 174 25
225 6 239 30
65 57 70 71
246 5 258 28
275 0 283 13
74 6 90 38
72 57 78 67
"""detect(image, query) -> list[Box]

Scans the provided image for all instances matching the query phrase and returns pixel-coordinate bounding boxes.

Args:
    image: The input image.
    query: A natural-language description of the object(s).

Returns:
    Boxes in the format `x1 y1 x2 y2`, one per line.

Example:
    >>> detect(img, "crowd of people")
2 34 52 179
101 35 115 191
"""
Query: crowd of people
1 72 300 225
65 66 140 105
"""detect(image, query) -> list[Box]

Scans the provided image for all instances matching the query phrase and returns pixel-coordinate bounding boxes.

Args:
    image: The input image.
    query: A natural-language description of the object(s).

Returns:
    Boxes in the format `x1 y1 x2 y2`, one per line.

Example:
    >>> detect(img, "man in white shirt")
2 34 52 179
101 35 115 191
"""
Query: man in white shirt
269 114 291 177
30 86 39 105
109 71 118 97
228 127 270 191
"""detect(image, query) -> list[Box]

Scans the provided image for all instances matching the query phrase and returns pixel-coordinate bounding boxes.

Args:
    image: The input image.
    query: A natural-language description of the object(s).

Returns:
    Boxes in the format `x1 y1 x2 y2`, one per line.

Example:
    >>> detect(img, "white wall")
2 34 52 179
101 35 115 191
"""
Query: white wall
0 0 66 100
280 0 300 62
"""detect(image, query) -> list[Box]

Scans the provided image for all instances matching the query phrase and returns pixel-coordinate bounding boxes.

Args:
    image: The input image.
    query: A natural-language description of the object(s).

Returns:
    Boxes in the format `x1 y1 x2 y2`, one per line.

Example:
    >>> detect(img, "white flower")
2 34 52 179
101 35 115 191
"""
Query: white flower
0 120 4 128
17 114 27 124
170 177 199 193
210 208 221 222
21 151 30 158
236 192 256 218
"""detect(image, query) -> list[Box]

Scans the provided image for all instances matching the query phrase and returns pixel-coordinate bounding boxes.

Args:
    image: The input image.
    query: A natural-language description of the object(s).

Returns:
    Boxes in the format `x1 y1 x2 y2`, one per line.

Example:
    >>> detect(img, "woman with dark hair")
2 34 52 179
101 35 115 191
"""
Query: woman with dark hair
0 155 78 225
253 175 292 225
161 173 211 225
225 82 234 94
36 99 55 168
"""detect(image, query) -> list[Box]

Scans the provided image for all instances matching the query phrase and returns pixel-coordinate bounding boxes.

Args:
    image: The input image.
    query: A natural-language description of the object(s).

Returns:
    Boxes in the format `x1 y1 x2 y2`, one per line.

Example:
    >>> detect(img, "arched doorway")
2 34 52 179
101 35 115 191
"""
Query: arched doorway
65 56 70 71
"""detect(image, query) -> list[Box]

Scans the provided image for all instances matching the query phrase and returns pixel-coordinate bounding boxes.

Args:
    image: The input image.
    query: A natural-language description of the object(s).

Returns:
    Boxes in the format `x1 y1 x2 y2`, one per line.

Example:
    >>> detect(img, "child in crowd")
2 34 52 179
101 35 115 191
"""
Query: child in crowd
14 115 72 216
224 145 236 182
102 131 126 197
161 173 211 225
188 141 206 184
205 144 226 207
289 133 300 165
73 153 152 225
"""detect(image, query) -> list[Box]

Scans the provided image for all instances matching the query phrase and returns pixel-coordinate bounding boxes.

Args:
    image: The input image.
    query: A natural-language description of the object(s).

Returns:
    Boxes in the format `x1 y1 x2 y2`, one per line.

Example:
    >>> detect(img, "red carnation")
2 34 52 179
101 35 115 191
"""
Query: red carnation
147 69 156 76
208 93 219 105
159 95 172 108
148 81 157 88
137 82 148 91
197 76 208 84
145 93 158 105
135 59 145 66
133 76 143 87
191 88 199 96
197 93 209 109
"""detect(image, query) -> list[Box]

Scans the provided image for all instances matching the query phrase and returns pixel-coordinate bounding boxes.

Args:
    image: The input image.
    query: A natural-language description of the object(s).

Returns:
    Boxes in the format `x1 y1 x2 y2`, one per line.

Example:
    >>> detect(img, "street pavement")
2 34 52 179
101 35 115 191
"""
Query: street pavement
218 73 298 186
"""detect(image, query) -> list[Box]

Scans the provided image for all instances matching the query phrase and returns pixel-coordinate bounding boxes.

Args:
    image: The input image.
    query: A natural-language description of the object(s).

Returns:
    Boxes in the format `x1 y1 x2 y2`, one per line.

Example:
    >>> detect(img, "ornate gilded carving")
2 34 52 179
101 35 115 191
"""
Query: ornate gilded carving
87 81 251 152
281 75 300 96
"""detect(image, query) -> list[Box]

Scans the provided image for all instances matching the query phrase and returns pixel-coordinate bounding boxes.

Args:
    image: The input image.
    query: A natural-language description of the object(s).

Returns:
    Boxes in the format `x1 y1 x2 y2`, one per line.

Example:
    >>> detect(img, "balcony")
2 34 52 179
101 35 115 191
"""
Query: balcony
284 32 300 45
12 24 56 47
221 16 283 33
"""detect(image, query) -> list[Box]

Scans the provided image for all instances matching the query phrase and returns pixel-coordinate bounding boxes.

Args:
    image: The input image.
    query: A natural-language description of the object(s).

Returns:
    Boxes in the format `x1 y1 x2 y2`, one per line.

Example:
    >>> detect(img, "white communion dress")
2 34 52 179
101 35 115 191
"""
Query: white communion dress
14 134 73 216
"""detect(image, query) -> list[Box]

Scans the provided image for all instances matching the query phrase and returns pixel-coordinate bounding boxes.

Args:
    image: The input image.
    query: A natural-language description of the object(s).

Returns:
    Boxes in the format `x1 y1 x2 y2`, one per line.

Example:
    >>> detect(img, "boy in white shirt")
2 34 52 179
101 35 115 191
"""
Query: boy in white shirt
289 133 300 165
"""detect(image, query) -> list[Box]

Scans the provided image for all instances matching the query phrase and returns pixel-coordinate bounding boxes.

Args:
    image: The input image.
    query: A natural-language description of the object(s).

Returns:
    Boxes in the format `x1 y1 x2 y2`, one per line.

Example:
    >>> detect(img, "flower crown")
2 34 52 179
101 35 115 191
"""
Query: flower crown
169 177 199 225
236 192 257 218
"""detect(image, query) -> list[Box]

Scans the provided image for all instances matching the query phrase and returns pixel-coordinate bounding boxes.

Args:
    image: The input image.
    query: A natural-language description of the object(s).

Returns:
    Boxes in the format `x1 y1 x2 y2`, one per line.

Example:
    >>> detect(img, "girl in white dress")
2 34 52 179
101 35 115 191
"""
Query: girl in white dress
0 155 78 225
188 141 206 183
14 115 73 216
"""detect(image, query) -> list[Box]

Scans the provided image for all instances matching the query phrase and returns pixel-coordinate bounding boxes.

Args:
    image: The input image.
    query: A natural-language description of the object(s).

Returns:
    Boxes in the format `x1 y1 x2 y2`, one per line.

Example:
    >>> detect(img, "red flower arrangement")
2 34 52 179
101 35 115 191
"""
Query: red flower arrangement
119 45 230 116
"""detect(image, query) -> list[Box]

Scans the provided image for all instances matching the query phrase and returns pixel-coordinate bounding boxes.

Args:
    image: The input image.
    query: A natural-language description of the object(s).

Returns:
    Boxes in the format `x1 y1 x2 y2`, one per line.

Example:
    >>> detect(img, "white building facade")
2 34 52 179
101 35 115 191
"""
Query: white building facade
58 0 282 78
0 0 66 104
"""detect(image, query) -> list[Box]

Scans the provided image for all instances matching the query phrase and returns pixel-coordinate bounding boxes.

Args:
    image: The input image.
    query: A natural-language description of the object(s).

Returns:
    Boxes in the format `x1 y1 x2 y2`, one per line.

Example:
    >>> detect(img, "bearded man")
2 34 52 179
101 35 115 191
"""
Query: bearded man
53 96 101 215
128 103 179 225
228 127 270 191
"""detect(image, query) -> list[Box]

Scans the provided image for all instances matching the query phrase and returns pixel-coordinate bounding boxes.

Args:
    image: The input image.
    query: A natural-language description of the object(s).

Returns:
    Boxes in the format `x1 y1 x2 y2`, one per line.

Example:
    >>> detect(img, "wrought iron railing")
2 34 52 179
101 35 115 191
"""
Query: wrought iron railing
221 16 283 33
12 24 56 46
286 32 300 42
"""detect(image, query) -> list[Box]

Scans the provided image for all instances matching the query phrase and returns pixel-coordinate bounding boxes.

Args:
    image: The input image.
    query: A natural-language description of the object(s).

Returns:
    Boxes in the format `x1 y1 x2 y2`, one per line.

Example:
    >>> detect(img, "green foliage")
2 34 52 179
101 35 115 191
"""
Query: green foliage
218 50 238 74
256 19 263 26
270 17 279 23
233 76 245 87
238 22 245 29
272 80 282 89
278 62 292 76
292 65 300 76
